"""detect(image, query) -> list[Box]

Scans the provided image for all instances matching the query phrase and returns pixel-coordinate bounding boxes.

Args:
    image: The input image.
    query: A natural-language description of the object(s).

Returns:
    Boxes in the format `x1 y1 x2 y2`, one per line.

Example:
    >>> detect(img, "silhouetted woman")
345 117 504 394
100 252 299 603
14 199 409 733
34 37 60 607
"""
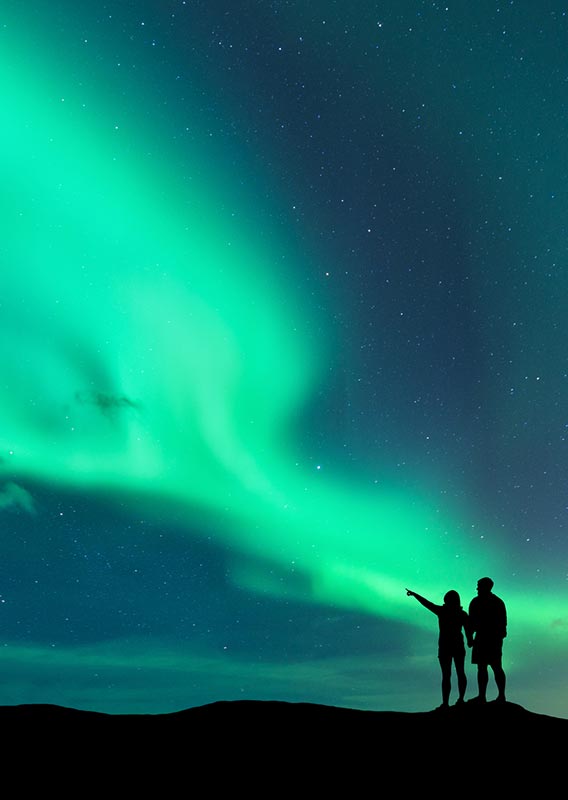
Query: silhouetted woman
406 588 473 709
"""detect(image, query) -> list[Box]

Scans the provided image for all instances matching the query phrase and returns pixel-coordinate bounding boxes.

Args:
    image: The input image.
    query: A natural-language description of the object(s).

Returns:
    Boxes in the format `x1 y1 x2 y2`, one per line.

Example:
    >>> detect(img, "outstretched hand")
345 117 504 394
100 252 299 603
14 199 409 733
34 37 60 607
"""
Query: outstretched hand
406 588 415 597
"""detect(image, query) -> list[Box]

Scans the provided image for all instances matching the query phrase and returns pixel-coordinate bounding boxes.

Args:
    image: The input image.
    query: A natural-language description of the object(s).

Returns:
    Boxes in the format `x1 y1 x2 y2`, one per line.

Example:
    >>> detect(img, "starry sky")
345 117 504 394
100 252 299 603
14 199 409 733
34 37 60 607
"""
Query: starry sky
1 0 567 718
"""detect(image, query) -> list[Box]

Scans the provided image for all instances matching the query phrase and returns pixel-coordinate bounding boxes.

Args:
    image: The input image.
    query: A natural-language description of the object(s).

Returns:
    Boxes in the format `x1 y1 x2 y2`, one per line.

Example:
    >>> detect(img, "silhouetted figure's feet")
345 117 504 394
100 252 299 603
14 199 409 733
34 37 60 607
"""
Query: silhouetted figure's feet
454 698 465 707
435 703 450 711
493 695 507 704
467 696 487 704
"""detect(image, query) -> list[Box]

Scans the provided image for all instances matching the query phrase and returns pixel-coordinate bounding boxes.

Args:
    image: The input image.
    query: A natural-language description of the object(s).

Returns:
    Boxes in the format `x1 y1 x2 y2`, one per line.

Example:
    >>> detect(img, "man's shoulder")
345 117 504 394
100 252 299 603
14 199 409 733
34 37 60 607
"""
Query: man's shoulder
469 593 506 609
491 593 505 605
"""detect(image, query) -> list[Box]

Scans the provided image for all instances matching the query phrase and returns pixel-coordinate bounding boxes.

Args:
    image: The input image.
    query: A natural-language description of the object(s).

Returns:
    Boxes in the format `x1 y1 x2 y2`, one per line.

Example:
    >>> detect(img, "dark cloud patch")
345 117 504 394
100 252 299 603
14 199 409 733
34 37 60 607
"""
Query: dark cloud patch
75 391 140 418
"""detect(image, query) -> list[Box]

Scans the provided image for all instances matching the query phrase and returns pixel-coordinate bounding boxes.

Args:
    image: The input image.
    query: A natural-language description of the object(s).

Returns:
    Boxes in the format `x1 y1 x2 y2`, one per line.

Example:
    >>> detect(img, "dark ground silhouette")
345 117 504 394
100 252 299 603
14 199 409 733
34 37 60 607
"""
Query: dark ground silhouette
0 698 565 789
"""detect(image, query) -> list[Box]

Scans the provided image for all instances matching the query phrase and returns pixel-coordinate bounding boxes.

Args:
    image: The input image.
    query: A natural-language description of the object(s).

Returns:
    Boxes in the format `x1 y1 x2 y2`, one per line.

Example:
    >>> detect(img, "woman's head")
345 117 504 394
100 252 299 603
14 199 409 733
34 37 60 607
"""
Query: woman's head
443 590 461 607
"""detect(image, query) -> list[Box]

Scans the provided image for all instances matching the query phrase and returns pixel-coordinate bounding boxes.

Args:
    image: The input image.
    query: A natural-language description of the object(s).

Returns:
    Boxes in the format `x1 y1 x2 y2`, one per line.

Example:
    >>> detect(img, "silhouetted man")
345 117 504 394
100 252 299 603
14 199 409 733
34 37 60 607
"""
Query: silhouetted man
468 577 507 703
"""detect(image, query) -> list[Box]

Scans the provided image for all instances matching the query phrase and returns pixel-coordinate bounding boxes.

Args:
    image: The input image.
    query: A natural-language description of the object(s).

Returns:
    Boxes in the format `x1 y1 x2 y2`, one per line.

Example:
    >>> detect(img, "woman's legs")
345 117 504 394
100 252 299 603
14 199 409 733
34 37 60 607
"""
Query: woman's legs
454 651 467 701
439 655 452 706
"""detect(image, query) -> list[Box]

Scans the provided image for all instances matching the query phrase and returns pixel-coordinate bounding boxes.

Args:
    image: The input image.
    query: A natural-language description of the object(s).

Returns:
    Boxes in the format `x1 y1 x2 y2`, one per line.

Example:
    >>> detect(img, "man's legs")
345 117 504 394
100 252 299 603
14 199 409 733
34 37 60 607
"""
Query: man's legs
477 663 488 701
491 659 506 701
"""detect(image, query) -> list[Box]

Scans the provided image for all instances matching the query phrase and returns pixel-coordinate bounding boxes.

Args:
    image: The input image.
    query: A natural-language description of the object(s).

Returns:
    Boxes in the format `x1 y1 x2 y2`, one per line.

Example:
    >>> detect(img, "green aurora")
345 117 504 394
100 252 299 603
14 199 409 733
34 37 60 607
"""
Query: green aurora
1 3 567 716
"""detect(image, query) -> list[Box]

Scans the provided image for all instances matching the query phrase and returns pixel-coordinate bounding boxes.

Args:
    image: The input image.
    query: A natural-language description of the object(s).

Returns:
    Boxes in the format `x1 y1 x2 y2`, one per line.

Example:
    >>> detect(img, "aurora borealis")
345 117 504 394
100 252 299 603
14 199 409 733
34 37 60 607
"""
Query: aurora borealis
1 1 567 717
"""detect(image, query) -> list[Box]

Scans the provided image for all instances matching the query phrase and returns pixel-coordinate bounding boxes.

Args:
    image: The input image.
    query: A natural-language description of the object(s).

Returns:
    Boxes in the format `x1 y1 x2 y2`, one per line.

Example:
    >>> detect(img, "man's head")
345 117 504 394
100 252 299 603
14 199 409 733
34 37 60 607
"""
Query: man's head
477 577 494 595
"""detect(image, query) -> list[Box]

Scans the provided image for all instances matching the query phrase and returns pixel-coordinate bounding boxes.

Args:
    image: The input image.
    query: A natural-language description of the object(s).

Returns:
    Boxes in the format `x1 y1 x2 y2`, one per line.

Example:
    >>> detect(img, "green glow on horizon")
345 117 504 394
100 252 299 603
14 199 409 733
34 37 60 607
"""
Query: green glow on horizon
0 17 566 665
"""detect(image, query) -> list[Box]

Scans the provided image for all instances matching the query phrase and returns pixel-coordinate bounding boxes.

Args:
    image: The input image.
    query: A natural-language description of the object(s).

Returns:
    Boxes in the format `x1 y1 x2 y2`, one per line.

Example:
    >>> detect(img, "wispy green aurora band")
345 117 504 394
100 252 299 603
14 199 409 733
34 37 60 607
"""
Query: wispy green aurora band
0 22 565 694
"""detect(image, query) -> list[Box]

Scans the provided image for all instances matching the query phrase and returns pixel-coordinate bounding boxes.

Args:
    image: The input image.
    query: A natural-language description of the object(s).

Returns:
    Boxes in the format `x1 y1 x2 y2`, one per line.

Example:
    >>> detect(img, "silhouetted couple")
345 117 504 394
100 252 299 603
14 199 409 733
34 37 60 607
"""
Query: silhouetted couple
406 577 507 709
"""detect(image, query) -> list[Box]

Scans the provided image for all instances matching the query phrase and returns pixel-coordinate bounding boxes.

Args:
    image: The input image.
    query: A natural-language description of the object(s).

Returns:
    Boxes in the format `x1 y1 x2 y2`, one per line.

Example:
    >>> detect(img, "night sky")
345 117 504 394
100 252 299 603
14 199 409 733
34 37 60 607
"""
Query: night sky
1 0 567 718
